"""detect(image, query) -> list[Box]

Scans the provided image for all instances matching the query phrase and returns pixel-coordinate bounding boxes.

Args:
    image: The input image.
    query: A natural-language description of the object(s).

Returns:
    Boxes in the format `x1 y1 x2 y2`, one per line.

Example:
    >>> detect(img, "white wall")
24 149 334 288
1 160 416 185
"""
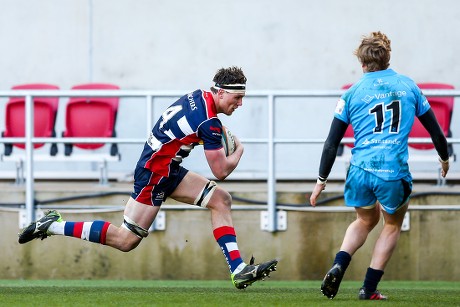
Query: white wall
0 0 459 180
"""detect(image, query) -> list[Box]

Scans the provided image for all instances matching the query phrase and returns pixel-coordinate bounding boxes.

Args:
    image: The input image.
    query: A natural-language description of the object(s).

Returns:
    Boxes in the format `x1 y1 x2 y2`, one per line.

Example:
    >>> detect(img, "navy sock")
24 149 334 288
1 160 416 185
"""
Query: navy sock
363 267 384 292
334 251 352 271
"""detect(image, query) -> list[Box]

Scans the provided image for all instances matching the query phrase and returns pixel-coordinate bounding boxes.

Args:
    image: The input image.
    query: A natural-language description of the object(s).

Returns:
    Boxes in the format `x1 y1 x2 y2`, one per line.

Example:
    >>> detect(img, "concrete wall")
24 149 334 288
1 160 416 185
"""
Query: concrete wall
1 182 459 281
0 0 460 179
4 208 460 281
2 0 460 90
1 0 460 280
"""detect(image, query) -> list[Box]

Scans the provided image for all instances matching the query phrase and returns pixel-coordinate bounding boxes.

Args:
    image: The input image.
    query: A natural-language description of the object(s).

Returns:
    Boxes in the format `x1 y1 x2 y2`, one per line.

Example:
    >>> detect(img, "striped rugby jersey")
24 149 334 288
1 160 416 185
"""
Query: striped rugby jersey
136 89 224 177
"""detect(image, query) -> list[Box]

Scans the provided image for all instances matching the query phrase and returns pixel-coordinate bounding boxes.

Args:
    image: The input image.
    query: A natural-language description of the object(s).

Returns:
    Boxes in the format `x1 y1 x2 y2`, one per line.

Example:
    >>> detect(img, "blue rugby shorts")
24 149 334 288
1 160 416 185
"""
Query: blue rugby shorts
131 163 189 206
344 165 412 214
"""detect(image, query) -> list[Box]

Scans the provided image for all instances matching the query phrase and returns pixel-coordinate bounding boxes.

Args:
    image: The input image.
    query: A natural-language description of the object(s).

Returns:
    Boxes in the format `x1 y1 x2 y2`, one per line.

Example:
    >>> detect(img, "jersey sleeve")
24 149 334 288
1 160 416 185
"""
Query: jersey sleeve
334 81 363 124
415 87 431 117
334 89 353 124
198 118 224 151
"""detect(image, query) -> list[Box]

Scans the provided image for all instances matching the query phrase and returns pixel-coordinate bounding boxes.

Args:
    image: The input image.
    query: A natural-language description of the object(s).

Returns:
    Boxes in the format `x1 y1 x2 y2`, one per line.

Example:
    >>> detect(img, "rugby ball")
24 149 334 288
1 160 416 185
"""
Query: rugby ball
221 126 236 156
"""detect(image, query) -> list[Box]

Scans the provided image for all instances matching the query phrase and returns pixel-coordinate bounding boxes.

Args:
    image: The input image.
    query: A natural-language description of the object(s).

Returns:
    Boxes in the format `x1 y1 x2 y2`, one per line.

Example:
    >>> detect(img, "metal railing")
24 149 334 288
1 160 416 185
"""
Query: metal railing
0 89 459 232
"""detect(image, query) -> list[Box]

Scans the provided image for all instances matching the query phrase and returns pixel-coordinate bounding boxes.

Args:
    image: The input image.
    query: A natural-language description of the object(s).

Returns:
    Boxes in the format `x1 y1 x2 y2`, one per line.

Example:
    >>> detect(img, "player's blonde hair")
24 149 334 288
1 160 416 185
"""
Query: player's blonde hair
354 31 391 72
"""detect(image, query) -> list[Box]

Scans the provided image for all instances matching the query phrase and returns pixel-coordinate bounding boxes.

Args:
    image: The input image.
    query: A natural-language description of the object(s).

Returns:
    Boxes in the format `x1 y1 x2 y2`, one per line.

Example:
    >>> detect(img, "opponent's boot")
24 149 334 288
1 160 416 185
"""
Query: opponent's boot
358 287 388 300
321 263 345 299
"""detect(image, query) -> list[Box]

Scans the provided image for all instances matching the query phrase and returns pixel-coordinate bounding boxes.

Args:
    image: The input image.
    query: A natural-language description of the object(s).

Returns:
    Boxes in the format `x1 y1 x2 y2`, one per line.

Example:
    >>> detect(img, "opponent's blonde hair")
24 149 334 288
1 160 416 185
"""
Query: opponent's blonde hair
354 31 391 72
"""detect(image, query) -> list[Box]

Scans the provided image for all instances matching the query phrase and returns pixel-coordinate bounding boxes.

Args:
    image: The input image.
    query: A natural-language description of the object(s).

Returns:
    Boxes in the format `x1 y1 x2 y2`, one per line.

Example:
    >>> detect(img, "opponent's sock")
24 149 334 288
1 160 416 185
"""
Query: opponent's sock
334 250 352 271
213 226 244 274
52 221 111 244
362 267 384 292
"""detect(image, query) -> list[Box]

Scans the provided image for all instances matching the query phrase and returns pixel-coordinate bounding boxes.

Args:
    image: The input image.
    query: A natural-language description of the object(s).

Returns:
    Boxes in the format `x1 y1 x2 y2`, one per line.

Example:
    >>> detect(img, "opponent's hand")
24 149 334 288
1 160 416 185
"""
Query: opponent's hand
309 180 326 207
439 157 449 178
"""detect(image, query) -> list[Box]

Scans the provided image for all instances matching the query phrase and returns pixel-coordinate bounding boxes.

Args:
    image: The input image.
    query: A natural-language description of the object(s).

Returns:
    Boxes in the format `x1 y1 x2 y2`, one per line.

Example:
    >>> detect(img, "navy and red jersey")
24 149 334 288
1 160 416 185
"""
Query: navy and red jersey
136 89 224 177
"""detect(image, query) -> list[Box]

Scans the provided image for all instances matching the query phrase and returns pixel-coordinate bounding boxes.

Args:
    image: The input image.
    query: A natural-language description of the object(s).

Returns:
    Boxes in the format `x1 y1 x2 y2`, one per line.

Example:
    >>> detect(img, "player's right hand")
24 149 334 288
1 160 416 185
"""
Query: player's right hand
232 134 243 152
309 182 326 207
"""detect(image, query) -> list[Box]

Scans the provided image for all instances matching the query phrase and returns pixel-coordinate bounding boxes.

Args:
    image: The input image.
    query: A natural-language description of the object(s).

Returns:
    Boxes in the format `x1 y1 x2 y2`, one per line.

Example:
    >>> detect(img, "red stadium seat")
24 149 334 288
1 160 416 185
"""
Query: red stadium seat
62 83 120 156
409 83 455 155
2 83 59 156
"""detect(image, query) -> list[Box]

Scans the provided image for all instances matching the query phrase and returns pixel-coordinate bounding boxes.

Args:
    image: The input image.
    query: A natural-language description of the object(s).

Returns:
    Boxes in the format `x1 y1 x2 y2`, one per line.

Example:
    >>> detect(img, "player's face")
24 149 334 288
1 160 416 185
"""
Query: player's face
219 90 244 115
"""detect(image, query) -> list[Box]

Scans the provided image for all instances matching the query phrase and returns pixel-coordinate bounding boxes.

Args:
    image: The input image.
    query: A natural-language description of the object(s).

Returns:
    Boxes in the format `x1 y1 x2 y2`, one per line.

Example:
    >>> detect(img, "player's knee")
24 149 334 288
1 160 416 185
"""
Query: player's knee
383 220 403 233
221 189 232 208
117 216 149 252
113 228 142 253
119 237 142 252
207 187 232 211
360 216 379 230
194 180 228 208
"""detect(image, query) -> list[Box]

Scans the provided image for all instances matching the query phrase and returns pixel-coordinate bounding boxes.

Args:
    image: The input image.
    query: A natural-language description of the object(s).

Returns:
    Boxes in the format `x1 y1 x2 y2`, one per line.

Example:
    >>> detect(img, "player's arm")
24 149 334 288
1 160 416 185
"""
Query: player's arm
205 136 243 181
417 109 450 177
310 117 348 206
199 120 244 181
318 118 348 178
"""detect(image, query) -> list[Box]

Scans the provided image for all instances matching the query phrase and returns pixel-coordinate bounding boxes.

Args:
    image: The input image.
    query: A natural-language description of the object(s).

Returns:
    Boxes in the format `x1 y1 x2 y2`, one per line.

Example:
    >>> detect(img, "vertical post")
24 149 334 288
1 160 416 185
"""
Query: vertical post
267 94 277 232
146 95 153 136
146 94 156 232
88 0 94 82
25 95 35 224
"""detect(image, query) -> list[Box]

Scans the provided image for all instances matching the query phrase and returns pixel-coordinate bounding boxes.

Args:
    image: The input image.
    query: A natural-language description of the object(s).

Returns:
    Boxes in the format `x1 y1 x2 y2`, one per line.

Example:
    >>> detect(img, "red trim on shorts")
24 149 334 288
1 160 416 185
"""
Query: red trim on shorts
213 226 236 240
100 222 110 244
136 172 163 205
73 222 84 238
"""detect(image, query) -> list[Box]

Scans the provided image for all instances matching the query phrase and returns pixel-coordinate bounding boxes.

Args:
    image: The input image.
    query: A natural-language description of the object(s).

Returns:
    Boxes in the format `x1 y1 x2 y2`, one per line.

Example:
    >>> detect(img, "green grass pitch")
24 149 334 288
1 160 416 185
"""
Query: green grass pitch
0 280 459 306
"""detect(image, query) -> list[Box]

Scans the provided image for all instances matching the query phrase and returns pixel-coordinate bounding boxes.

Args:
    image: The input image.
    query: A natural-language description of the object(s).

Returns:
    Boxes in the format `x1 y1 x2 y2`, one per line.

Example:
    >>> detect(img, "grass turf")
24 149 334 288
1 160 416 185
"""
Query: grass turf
0 280 459 306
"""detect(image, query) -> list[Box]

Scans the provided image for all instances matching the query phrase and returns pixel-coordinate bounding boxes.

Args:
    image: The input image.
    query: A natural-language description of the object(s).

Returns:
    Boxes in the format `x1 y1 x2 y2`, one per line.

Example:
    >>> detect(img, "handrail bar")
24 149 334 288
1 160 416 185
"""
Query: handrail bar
0 88 459 97
1 137 460 145
1 89 459 231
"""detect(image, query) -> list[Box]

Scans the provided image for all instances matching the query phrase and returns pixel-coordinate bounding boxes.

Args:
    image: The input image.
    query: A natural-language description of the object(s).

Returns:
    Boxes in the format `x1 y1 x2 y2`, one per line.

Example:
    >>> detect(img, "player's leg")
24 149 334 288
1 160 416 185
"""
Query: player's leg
341 205 381 255
170 171 244 272
19 165 164 250
322 165 379 299
171 171 233 228
18 197 159 252
370 203 408 269
358 178 411 300
104 197 161 251
356 205 407 300
321 205 380 299
170 170 277 289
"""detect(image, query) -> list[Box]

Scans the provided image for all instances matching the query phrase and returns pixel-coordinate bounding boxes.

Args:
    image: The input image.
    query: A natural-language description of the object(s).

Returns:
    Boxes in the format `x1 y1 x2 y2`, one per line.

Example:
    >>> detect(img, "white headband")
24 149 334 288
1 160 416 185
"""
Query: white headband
213 83 246 94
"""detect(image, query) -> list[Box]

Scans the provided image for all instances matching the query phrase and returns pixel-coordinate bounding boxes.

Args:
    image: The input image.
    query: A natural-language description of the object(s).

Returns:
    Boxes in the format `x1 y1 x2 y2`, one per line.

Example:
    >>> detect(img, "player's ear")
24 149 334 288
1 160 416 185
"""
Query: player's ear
218 89 225 99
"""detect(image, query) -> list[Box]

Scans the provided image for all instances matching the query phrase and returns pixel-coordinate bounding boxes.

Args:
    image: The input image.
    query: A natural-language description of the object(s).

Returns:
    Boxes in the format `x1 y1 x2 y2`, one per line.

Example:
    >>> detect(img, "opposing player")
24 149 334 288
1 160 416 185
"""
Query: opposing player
18 66 278 289
310 32 449 300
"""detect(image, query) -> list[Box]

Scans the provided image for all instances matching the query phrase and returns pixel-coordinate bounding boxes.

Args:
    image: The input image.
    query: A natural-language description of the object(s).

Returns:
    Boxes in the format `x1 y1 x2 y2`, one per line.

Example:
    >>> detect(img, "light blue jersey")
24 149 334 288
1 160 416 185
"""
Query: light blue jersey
335 69 430 180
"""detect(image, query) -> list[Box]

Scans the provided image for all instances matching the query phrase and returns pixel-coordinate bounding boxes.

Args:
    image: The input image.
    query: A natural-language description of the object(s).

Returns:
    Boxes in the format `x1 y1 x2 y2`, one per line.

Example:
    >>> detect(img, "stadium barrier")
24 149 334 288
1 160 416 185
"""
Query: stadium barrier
0 89 459 232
